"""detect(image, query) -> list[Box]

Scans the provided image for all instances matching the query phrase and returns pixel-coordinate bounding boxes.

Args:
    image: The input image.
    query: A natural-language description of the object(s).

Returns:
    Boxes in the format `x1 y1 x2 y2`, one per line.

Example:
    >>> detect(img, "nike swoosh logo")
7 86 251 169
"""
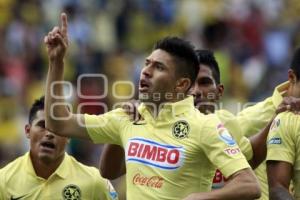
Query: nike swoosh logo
10 195 26 200
132 122 146 125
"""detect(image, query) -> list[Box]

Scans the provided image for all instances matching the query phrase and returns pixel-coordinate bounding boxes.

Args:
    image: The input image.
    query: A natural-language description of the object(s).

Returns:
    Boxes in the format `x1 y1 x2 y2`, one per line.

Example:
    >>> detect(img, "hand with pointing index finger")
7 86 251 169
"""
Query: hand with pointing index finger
44 13 69 62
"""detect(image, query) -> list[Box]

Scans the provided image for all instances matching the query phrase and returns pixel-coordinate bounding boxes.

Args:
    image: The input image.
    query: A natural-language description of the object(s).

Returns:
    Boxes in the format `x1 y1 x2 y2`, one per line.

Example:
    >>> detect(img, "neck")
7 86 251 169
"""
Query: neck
30 152 64 179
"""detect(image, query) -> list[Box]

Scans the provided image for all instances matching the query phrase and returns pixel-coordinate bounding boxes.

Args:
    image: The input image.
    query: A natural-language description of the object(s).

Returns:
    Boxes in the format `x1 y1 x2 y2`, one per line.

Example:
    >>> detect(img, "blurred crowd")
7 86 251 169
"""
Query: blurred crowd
1 0 300 198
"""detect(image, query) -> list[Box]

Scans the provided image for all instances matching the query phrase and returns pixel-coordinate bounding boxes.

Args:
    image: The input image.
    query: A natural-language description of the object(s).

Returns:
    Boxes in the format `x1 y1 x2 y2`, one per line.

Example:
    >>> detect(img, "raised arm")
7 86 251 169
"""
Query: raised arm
246 96 299 169
247 117 274 169
267 161 293 200
184 168 261 200
44 13 89 140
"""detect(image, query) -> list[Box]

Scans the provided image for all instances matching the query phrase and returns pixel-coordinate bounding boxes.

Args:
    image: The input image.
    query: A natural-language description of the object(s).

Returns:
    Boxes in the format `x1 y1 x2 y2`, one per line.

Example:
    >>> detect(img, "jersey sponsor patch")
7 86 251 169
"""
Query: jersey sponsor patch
106 180 118 200
224 147 241 155
212 169 228 190
126 138 184 170
217 124 236 146
268 137 282 144
132 173 164 188
62 184 81 200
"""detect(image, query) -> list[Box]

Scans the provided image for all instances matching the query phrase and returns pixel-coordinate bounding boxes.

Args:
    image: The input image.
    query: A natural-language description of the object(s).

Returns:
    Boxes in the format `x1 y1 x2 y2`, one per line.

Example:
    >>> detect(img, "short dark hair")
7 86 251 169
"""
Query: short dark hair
28 96 44 124
153 36 199 84
195 49 221 84
291 47 300 80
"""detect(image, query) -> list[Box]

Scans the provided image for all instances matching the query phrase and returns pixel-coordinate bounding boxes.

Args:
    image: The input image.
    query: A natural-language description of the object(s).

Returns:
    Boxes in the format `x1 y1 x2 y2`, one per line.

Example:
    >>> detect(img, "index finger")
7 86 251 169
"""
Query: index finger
60 13 68 35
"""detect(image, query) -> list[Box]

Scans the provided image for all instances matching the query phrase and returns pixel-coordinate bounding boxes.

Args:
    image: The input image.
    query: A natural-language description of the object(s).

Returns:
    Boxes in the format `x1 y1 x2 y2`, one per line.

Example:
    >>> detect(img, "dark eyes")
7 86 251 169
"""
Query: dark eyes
144 60 164 71
155 65 164 70
198 77 213 85
36 121 45 129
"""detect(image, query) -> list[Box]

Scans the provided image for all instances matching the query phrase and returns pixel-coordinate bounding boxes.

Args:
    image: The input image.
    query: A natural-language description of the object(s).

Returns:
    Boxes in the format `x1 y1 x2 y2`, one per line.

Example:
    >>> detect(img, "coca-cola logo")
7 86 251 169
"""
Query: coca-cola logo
132 173 164 188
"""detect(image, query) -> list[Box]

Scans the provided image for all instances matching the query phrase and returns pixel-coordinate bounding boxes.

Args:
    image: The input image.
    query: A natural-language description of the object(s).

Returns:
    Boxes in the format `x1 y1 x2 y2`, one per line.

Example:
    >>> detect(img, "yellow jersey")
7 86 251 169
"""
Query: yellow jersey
85 96 250 200
267 112 300 199
235 82 287 200
212 109 253 189
0 153 118 200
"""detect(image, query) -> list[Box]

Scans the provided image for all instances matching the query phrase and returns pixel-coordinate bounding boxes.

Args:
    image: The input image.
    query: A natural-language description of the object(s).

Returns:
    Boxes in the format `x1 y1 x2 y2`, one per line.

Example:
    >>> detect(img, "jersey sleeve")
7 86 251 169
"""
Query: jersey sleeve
94 176 118 200
200 114 250 178
84 108 128 145
266 112 296 164
216 110 253 161
236 82 287 137
238 136 253 161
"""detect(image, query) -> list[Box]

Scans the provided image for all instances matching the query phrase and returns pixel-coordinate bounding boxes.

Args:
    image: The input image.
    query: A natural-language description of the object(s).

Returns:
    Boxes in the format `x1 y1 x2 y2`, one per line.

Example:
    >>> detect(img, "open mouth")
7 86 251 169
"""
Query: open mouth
40 141 55 150
139 80 150 91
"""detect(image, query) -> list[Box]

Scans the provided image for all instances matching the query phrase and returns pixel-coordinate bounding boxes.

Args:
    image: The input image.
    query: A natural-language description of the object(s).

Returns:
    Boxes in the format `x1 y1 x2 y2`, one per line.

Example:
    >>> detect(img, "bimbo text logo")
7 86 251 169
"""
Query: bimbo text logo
126 138 184 170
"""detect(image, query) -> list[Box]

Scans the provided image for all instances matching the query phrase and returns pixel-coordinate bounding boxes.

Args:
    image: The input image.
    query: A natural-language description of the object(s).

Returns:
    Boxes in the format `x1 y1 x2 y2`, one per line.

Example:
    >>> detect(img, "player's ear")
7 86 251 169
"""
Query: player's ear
25 124 31 139
217 84 224 98
288 69 297 84
175 78 191 93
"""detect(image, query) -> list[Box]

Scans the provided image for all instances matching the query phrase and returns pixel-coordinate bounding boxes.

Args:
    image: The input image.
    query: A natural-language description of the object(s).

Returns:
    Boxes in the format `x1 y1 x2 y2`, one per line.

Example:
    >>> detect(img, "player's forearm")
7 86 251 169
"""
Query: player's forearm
248 117 275 169
45 59 71 135
216 168 261 199
99 144 126 179
184 169 261 200
269 186 293 200
207 170 261 200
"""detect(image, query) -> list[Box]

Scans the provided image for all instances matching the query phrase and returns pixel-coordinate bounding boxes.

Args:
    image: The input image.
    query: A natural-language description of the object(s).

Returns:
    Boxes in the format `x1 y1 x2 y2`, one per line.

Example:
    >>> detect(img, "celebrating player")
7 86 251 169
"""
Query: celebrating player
44 13 260 199
266 47 300 200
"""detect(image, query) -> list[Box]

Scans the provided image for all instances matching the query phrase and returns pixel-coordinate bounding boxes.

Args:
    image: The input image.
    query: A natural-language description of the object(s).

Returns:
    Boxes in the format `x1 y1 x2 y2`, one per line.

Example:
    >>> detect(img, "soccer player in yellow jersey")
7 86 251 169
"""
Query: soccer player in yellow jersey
0 96 118 200
98 50 280 191
266 47 300 200
44 13 261 199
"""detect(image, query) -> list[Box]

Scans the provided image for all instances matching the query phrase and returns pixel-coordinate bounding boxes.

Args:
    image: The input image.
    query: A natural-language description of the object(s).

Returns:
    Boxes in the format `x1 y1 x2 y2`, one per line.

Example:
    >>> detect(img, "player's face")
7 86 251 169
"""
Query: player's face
287 69 300 98
26 110 68 164
188 65 223 114
289 79 300 98
139 49 178 104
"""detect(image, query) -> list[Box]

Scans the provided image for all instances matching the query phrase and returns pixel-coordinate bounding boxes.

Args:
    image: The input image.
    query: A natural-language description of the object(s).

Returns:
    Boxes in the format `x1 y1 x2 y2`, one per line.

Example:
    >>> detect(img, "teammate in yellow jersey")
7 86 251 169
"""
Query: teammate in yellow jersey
266 47 300 200
44 13 261 199
0 96 118 200
190 50 299 199
99 49 300 199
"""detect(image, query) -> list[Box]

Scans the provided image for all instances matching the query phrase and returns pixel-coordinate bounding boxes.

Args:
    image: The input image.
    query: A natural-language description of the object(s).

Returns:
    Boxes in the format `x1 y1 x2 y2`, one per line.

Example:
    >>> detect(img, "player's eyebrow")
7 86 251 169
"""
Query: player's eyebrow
145 58 167 67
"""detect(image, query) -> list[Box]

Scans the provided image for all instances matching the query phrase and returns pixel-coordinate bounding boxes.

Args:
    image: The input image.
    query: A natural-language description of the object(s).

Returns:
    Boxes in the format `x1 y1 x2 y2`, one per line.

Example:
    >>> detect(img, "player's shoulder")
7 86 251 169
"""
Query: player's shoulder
0 154 27 180
275 111 300 126
66 155 117 199
273 111 300 131
276 111 298 120
216 109 236 119
66 155 101 177
194 112 223 133
187 108 214 126
203 112 222 123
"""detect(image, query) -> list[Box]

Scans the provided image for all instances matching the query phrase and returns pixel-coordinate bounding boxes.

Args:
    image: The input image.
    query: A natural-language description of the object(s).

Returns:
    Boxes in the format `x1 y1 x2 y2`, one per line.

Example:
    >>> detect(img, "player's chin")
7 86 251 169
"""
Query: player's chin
38 152 56 163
